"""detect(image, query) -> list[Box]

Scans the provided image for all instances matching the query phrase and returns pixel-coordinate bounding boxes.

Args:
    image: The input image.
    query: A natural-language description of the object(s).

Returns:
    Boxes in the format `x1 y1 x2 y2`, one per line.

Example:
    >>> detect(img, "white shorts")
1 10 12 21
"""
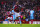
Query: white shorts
7 17 12 20
15 12 20 17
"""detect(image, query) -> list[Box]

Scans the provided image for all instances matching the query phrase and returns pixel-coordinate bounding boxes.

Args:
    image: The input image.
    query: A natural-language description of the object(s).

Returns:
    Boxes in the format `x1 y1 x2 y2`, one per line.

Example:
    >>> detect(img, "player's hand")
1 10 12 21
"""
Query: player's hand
12 13 13 14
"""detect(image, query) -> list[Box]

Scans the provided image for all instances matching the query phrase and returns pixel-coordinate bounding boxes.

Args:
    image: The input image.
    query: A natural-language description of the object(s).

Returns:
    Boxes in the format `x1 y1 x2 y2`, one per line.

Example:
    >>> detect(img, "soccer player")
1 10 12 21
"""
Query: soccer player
30 9 34 24
11 9 15 21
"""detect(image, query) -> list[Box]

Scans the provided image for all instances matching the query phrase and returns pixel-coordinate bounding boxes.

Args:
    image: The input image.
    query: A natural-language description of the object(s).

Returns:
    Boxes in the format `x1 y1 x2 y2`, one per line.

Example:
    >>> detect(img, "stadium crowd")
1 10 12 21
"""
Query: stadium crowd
0 0 40 22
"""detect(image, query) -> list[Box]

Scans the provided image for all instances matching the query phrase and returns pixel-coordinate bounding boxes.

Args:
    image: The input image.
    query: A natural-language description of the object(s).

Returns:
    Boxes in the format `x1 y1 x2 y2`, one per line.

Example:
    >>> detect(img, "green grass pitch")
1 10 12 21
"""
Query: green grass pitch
0 24 40 27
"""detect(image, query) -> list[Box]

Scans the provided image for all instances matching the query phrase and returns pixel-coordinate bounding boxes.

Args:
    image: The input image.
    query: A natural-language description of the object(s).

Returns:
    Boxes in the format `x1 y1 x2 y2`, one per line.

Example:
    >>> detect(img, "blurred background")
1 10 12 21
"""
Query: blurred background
0 0 40 24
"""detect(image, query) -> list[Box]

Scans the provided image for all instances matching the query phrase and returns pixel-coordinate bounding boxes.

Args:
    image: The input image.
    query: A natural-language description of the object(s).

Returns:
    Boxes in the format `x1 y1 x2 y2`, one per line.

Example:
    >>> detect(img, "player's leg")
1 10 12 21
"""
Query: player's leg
31 19 33 24
18 14 21 24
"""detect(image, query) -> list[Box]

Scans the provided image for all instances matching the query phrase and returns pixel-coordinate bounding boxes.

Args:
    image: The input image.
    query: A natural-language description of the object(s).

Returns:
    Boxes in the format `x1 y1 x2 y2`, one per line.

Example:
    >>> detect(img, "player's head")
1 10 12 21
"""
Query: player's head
16 2 19 5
